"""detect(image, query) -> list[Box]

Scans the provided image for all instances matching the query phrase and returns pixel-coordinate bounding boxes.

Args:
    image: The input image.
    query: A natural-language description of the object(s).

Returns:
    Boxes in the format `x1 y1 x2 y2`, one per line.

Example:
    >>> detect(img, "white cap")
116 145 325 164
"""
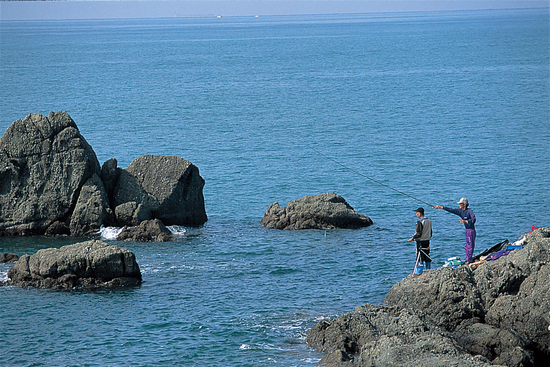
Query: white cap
457 198 469 205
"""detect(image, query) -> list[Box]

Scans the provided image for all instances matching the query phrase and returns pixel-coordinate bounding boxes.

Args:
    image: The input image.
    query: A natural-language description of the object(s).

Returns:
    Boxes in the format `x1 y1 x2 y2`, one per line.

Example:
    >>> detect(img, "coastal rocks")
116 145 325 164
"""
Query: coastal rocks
307 304 495 367
384 266 485 331
0 111 110 236
478 228 550 360
0 112 207 238
112 155 207 227
261 193 372 230
0 253 18 263
117 219 173 242
6 240 141 289
307 227 550 367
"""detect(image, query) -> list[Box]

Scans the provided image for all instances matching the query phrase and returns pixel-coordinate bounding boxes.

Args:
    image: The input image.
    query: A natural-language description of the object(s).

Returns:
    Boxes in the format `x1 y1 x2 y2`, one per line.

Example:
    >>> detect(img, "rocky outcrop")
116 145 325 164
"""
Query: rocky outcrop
112 155 207 227
307 304 497 367
307 227 550 367
117 219 173 242
261 193 372 230
5 240 141 289
0 111 111 236
0 112 207 238
0 253 19 263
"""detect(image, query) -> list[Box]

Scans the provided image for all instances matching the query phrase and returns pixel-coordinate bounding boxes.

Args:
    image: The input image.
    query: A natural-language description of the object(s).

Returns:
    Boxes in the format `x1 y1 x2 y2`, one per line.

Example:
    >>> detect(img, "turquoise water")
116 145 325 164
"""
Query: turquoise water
1 9 549 366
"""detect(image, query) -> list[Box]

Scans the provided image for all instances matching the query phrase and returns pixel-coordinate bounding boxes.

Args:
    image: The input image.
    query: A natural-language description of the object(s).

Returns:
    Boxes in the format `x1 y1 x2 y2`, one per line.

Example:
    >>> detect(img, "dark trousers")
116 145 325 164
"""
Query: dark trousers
416 240 431 264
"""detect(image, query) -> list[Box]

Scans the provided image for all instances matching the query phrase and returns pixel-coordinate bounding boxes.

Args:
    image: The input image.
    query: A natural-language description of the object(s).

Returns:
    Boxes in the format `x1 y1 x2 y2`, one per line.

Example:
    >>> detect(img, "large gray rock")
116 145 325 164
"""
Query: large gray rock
70 173 114 236
453 323 533 367
261 193 373 229
112 155 207 227
0 113 207 237
6 240 141 289
479 228 550 360
384 266 485 331
0 112 112 236
307 228 550 367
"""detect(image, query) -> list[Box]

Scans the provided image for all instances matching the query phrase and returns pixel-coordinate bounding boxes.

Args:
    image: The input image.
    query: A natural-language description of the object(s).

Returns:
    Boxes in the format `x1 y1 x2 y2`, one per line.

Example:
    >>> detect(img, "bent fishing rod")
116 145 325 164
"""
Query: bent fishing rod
307 144 435 208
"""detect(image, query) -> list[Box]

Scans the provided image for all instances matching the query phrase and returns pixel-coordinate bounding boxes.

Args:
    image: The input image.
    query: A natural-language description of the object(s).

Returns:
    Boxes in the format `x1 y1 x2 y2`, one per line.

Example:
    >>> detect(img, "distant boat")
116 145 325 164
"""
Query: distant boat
217 15 222 18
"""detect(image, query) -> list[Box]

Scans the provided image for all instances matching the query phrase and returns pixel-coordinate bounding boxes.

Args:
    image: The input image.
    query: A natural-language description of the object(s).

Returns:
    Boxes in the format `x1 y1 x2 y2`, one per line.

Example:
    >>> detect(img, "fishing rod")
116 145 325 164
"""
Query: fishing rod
329 240 406 252
307 144 435 208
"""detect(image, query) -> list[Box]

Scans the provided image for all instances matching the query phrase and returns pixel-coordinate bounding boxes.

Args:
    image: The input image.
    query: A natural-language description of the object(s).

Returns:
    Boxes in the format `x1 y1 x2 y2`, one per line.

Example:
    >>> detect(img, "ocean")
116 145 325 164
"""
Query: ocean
0 8 549 366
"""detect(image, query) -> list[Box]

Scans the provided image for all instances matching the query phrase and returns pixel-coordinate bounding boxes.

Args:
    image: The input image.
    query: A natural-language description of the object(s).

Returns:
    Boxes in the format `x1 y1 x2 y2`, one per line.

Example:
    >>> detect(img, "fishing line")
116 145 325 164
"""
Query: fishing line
307 144 435 208
329 240 406 253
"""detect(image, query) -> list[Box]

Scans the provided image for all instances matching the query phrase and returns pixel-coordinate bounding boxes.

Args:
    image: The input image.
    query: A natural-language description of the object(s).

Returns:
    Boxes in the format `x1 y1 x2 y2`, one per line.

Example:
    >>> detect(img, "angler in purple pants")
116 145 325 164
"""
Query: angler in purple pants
435 198 476 263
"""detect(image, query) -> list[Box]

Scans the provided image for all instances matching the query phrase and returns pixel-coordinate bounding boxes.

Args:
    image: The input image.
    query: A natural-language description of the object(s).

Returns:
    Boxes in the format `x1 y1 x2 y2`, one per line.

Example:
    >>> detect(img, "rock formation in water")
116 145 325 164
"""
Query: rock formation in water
117 218 173 242
5 240 141 289
0 253 19 263
306 227 550 367
261 192 373 230
0 112 207 237
112 154 207 227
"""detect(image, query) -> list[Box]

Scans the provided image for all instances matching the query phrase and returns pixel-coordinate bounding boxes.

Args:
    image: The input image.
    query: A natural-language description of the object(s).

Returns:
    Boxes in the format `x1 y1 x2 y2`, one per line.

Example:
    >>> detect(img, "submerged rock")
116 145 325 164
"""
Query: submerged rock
261 193 373 230
6 240 142 289
117 218 173 242
0 253 19 263
307 227 550 367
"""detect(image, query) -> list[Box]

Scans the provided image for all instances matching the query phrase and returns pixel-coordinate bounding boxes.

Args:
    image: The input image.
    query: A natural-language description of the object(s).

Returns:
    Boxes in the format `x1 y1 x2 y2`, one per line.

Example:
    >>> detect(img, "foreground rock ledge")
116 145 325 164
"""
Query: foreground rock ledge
5 240 142 290
306 227 550 367
261 193 373 230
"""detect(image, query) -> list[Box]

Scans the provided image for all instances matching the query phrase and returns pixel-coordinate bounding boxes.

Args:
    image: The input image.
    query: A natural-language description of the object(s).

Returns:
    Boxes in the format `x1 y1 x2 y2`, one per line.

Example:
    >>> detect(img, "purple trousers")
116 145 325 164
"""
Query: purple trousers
464 229 476 262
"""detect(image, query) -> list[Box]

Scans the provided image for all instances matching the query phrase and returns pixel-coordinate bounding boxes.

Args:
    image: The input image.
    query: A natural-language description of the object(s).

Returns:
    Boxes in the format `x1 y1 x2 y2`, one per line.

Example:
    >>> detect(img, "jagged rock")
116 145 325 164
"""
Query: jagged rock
112 155 207 226
70 173 114 236
100 157 120 202
307 304 496 367
307 228 550 367
0 112 112 236
453 323 533 367
475 228 550 360
317 350 353 366
261 193 372 229
0 112 207 236
117 218 173 242
114 201 152 227
0 253 19 263
6 240 141 289
384 266 485 331
44 221 71 236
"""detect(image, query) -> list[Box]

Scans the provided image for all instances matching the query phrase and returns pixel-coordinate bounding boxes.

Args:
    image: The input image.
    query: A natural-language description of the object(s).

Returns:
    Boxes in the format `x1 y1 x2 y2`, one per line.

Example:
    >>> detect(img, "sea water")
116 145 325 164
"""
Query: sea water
0 9 549 366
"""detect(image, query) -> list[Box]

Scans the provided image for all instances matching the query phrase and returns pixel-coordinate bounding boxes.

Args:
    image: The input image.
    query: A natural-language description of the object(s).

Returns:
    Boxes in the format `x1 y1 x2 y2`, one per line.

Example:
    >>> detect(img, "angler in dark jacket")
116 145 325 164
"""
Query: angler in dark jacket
408 207 432 269
435 197 476 263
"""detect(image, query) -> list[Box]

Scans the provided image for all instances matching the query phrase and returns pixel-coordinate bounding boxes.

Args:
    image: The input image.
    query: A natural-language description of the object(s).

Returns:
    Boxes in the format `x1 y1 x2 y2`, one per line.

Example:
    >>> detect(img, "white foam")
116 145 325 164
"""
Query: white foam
98 225 186 240
167 225 186 237
98 226 123 240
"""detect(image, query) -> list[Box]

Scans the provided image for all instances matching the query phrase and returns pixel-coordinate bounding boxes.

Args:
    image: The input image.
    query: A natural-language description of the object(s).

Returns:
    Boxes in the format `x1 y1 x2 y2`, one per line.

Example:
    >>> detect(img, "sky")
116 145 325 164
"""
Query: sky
0 0 548 20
